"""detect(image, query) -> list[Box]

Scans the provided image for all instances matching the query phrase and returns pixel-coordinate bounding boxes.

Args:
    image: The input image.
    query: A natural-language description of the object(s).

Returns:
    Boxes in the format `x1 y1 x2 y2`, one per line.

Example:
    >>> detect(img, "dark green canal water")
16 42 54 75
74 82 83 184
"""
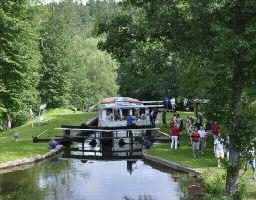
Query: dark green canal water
0 157 189 200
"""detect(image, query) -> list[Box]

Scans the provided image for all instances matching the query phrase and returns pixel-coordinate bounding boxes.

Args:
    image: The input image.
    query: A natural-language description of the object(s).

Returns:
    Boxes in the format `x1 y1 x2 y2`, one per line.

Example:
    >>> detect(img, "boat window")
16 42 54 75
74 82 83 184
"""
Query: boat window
140 108 147 120
106 109 114 121
114 109 121 121
140 108 145 114
121 109 129 119
132 108 140 119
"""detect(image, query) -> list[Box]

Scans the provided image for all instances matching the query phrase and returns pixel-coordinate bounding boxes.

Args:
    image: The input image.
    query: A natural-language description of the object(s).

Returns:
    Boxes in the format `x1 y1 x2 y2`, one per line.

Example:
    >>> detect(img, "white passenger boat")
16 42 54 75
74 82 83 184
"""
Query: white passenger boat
98 97 151 128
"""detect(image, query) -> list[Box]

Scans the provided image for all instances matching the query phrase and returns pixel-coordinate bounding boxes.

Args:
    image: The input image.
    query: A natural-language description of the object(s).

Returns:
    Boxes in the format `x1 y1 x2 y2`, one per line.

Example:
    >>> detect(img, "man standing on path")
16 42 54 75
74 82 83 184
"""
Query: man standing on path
191 127 200 157
198 126 207 154
170 124 179 150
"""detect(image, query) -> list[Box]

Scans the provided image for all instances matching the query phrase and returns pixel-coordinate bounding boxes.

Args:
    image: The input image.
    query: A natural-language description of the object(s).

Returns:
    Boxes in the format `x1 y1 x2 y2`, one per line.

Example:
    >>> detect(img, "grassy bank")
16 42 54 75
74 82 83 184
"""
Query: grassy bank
148 111 256 199
0 109 95 164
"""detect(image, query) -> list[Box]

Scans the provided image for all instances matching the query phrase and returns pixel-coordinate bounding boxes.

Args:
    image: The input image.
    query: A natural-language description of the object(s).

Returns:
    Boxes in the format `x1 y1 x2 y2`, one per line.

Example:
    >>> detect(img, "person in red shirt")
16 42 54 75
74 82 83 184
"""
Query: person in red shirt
212 121 220 140
170 124 179 149
191 127 200 157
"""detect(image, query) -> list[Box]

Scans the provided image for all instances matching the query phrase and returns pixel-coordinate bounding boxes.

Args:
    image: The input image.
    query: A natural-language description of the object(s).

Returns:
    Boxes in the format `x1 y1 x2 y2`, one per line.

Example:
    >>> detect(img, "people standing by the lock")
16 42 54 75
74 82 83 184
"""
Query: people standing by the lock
150 108 157 127
185 116 191 135
191 127 200 157
163 96 169 110
198 126 207 154
170 97 176 112
170 124 180 150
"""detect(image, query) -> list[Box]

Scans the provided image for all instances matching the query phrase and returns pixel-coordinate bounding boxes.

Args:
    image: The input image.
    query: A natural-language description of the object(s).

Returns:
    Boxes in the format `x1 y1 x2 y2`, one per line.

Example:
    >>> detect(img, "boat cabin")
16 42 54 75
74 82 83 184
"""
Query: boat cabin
98 97 150 127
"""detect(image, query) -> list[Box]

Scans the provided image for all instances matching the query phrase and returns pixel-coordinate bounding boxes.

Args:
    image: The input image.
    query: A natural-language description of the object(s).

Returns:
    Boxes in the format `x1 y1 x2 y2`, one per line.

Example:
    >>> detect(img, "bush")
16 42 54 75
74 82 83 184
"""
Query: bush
11 111 28 127
201 170 248 200
202 170 226 196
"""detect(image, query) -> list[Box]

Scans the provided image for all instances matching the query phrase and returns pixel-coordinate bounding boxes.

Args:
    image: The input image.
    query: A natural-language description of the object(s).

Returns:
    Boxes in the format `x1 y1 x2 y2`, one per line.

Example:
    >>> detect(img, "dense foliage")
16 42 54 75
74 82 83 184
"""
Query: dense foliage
96 0 256 198
0 0 41 127
0 0 119 128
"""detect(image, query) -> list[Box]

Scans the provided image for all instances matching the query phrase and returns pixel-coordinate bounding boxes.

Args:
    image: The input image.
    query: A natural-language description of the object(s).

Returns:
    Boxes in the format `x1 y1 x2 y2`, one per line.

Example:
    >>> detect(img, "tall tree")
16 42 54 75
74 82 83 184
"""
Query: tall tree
96 8 179 100
38 2 75 108
38 0 119 109
97 0 256 198
0 0 41 128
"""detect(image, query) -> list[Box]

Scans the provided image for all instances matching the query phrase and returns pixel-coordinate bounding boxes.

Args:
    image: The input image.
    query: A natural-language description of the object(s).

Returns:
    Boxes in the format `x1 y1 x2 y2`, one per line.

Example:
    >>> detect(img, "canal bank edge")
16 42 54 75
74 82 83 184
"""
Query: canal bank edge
0 147 202 176
142 150 202 176
0 145 63 171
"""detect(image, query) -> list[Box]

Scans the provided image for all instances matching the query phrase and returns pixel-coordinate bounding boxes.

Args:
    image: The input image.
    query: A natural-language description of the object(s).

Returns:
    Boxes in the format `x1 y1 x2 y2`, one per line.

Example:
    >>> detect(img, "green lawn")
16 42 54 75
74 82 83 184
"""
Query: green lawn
150 111 256 199
0 109 95 164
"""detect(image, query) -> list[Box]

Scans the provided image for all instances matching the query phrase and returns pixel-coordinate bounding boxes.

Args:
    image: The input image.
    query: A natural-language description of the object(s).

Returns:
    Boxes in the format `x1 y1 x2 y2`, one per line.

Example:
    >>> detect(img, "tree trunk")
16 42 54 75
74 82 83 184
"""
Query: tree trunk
2 112 11 131
225 59 243 197
225 148 241 199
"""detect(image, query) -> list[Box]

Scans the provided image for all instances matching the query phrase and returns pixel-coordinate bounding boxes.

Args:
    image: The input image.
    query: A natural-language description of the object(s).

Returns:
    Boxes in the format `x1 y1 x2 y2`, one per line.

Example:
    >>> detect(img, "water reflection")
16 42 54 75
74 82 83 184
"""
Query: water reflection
0 158 187 200
0 135 194 200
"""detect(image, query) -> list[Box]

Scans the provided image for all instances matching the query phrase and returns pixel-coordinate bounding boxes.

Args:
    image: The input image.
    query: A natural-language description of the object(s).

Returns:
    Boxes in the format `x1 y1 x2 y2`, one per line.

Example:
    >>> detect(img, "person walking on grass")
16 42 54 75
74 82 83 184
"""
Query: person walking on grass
191 127 200 157
243 145 256 180
170 124 180 150
214 137 224 168
198 126 207 154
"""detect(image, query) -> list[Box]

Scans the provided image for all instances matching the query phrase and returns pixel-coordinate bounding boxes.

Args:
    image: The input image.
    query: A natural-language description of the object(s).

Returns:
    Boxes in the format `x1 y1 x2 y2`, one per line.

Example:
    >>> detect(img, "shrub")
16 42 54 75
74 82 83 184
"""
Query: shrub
11 111 28 127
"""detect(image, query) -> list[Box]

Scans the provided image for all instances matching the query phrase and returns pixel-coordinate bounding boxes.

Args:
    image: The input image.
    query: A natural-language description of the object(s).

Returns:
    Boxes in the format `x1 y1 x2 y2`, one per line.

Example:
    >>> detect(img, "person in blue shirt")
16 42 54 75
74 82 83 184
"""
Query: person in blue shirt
127 114 134 127
163 96 169 110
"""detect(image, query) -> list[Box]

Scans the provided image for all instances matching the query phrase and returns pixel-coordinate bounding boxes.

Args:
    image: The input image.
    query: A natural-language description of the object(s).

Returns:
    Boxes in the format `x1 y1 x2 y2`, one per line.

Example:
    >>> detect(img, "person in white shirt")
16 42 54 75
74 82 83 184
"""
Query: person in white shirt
214 137 224 168
185 116 190 135
198 126 206 154
170 97 176 112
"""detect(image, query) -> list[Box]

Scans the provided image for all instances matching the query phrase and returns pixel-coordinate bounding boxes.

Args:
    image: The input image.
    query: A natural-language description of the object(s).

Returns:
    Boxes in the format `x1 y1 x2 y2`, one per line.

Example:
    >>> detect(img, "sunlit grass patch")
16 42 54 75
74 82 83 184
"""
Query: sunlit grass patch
0 109 96 163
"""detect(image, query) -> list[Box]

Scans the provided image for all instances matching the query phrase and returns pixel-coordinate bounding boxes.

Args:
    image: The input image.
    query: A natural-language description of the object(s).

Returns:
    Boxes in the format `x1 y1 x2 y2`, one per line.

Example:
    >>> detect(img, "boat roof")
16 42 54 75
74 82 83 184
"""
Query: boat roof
100 97 146 109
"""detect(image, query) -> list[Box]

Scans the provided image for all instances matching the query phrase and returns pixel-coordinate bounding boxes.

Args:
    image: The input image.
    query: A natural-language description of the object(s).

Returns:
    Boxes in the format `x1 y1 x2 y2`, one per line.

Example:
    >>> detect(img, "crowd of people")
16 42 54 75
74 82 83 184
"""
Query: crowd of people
167 113 224 162
163 111 256 179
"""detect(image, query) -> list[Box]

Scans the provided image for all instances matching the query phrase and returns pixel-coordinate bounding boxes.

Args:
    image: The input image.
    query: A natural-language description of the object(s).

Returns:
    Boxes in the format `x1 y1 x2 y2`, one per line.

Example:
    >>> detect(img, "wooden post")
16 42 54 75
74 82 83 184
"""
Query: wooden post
131 131 134 155
82 136 84 155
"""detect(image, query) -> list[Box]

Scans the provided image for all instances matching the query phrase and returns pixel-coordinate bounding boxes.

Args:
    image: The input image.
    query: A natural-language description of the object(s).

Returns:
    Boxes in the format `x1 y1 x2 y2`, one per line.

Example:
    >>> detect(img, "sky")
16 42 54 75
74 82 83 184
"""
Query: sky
41 0 121 5
41 0 88 4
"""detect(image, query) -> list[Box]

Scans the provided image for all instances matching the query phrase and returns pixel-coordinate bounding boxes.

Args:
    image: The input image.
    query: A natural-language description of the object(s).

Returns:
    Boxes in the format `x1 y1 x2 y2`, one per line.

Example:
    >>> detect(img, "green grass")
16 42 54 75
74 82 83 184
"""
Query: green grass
150 111 256 199
0 109 96 164
152 111 216 170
